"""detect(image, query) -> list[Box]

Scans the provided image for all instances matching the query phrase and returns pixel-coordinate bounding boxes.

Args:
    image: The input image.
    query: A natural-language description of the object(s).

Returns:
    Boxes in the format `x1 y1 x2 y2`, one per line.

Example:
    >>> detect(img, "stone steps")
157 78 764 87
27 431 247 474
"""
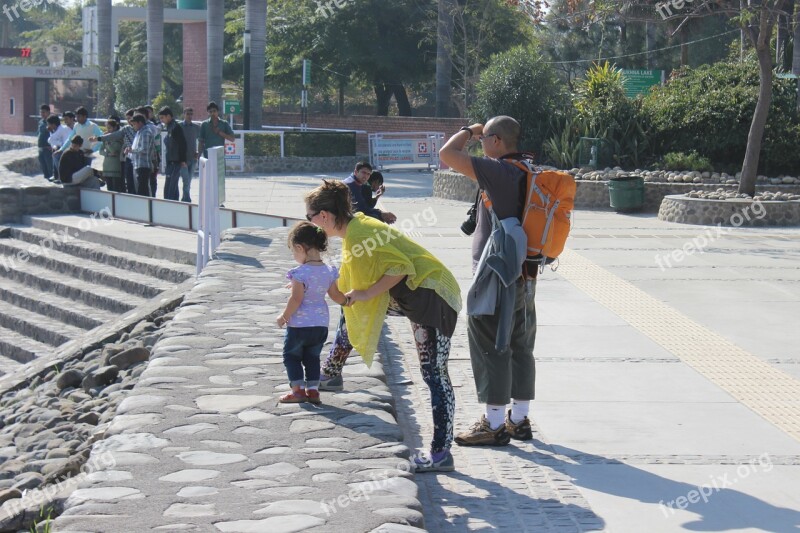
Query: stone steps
0 277 105 331
0 298 87 347
0 238 170 299
8 226 195 284
0 259 148 314
24 216 197 266
0 352 22 377
0 323 53 364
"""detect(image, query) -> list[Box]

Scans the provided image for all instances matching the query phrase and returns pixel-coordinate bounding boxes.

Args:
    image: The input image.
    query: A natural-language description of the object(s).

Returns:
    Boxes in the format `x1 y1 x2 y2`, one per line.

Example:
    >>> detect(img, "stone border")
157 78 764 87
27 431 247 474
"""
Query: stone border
657 195 800 226
433 170 800 212
0 280 193 396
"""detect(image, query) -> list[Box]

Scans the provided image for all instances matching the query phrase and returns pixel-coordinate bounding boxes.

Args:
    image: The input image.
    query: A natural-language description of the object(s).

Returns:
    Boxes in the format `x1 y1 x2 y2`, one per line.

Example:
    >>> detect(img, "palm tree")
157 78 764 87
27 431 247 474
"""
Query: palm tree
435 0 455 117
208 0 224 107
245 0 267 129
147 0 164 102
97 0 113 115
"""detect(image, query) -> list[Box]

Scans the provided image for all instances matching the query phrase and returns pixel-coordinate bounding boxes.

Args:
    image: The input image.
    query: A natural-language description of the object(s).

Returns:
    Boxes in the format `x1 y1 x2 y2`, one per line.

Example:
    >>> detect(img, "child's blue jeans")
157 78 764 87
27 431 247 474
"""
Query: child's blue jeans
283 326 327 388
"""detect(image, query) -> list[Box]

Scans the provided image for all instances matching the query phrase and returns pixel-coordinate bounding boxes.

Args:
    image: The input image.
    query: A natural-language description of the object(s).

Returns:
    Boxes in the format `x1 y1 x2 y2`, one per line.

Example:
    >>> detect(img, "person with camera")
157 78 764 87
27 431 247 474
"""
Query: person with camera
343 162 397 224
439 116 537 446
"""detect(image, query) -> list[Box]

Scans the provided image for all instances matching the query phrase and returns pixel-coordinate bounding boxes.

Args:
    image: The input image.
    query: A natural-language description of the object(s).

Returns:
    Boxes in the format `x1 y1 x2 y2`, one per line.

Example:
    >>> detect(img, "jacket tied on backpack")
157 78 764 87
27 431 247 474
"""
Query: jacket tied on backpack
467 213 527 351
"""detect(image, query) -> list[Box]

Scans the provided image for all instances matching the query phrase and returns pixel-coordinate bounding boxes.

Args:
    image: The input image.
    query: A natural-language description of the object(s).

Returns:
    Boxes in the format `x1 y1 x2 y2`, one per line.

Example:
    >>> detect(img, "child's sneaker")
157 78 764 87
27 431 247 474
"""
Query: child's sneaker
319 374 343 392
279 386 307 404
505 409 533 441
414 450 455 473
306 389 322 405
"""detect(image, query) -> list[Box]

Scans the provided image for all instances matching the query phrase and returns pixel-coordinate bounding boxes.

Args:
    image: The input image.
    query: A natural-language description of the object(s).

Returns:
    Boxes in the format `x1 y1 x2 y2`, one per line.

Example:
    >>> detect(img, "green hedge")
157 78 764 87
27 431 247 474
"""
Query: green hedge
642 60 800 175
243 132 356 157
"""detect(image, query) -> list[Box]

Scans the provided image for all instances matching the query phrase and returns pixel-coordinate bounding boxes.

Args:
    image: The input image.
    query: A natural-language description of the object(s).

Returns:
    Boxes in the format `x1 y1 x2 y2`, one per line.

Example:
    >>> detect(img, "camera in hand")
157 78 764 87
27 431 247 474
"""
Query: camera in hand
460 204 478 236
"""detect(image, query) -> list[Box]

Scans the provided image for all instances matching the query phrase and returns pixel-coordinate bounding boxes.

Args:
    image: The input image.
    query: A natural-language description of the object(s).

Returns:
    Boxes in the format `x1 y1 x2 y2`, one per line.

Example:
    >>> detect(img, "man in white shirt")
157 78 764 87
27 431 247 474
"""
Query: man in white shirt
59 107 102 154
47 113 73 182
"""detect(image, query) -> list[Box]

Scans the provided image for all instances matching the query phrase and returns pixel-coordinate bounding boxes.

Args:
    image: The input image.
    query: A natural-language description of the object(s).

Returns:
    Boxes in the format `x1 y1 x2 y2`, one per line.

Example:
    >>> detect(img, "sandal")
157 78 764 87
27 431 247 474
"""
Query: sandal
279 387 307 403
306 389 321 405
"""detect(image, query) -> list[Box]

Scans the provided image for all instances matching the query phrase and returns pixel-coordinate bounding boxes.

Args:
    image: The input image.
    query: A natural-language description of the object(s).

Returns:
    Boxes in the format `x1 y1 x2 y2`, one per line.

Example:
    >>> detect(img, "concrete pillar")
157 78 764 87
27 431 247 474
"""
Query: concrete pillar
183 22 208 116
0 78 28 135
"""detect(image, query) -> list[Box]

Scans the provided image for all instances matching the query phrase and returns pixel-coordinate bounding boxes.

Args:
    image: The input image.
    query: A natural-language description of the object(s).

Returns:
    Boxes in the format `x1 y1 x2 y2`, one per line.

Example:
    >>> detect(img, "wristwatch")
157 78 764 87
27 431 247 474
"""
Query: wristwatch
459 126 473 139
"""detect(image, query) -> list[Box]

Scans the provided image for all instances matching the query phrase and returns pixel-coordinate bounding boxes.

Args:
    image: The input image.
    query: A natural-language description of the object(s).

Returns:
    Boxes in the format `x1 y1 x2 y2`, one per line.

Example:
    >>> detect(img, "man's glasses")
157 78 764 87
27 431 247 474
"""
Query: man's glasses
306 211 319 222
479 133 499 141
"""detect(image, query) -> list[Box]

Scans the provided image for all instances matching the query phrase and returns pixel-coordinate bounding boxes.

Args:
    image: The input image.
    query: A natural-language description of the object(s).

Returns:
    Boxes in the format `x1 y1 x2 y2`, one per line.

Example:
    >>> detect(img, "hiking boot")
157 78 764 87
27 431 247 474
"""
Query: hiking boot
414 450 455 473
454 416 511 447
505 410 533 441
319 374 343 392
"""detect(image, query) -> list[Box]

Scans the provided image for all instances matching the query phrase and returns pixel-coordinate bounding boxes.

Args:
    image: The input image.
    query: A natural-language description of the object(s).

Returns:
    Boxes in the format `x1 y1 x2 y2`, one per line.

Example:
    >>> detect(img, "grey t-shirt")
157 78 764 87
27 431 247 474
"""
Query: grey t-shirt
470 156 527 270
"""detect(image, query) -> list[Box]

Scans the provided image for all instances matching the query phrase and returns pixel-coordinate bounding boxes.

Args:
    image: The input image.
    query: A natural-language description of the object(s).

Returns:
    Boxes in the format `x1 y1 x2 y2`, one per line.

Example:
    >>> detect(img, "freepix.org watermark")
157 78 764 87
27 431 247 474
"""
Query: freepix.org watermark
0 208 114 273
654 199 766 271
655 0 695 20
312 0 355 22
2 0 59 22
0 451 117 520
334 207 438 266
659 453 773 516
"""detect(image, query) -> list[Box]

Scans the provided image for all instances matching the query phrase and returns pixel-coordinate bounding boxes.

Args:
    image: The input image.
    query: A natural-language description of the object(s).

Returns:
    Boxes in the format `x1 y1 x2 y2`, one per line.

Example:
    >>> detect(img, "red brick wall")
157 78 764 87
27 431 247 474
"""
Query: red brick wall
262 112 466 155
183 22 208 117
0 78 27 135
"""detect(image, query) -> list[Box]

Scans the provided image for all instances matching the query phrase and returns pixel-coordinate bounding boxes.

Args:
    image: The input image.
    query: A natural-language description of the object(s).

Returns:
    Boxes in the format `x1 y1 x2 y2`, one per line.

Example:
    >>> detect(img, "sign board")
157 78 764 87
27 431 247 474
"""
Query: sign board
223 133 245 173
45 44 64 67
0 47 31 58
369 132 444 170
224 100 241 114
302 59 311 86
776 72 799 79
621 69 664 98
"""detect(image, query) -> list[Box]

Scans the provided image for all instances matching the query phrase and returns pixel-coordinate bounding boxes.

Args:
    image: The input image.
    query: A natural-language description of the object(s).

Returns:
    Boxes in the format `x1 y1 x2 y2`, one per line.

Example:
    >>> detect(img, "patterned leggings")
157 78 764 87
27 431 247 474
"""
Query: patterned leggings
322 312 455 453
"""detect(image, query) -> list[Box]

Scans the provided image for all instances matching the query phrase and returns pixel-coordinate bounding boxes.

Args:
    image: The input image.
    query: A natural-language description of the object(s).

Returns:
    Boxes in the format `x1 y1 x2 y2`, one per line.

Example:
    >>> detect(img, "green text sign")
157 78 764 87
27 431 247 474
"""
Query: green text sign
621 69 664 98
224 100 241 114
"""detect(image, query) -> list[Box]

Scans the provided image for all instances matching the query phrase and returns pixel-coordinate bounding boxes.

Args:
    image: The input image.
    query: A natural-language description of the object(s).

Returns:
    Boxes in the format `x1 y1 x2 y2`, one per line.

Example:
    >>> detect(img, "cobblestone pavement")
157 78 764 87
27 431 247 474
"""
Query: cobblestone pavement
52 228 425 533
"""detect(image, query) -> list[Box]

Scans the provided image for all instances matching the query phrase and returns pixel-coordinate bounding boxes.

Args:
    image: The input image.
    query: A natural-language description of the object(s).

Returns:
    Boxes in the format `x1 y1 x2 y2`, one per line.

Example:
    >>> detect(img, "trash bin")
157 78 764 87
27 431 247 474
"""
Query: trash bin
608 176 644 211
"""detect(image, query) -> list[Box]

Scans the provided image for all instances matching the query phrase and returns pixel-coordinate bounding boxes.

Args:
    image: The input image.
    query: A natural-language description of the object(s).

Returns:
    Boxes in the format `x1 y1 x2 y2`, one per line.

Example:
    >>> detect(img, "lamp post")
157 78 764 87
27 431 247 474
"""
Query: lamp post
243 30 251 131
113 43 119 74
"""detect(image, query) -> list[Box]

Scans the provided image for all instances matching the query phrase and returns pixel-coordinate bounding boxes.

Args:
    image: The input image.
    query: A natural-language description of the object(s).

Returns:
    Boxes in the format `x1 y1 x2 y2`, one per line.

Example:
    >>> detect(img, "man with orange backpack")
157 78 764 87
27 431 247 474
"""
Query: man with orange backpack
440 115 569 447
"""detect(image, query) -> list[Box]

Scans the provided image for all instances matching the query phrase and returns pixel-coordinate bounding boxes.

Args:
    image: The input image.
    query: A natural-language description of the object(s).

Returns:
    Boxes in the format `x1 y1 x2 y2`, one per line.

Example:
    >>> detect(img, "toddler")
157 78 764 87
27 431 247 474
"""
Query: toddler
277 222 348 404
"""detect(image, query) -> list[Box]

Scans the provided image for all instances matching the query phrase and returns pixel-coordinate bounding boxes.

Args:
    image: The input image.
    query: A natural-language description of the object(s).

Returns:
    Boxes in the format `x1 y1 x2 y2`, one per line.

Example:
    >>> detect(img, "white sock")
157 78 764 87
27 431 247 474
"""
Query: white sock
485 404 505 430
510 399 530 424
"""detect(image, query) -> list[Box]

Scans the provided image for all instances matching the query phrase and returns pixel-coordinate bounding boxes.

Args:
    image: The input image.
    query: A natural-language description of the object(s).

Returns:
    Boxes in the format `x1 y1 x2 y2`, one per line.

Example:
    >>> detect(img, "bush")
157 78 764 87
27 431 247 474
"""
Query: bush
470 45 568 157
642 59 800 175
244 132 356 157
661 151 714 172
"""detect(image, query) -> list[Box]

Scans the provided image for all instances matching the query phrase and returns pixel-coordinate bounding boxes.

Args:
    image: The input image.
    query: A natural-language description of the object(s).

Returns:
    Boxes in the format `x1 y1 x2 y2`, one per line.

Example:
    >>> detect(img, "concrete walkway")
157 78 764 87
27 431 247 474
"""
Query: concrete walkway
49 170 800 531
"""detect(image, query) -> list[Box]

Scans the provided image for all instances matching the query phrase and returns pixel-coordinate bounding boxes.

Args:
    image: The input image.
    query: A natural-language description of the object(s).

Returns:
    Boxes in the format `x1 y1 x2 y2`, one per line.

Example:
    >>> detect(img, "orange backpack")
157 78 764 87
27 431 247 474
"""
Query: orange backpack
482 157 576 269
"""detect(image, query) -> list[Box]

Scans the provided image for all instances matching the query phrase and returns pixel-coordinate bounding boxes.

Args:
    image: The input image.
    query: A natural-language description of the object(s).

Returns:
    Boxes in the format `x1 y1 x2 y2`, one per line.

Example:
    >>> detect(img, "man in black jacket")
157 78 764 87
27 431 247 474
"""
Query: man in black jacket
158 107 188 201
58 135 90 185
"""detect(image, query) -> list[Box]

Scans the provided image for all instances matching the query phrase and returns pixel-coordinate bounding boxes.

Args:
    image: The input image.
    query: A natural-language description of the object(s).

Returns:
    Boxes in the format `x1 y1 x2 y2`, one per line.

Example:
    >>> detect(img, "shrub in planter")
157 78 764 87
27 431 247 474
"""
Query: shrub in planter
661 151 714 172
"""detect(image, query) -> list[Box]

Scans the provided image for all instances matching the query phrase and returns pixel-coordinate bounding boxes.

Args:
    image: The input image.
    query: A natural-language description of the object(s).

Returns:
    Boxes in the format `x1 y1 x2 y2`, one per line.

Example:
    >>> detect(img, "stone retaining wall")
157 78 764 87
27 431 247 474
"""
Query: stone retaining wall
658 195 800 226
0 186 81 224
434 170 800 212
243 155 358 174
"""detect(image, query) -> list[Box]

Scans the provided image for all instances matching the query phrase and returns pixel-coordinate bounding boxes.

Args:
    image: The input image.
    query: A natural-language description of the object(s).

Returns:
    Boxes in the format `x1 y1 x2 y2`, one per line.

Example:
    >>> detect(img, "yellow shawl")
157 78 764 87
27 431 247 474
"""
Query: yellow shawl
338 213 462 366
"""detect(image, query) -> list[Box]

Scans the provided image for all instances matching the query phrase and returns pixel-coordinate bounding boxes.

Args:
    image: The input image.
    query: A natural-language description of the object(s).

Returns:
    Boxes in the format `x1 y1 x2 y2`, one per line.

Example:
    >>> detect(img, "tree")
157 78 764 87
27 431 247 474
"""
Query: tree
97 0 114 116
146 0 164 102
208 0 225 106
435 0 457 116
245 0 267 128
471 45 568 155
